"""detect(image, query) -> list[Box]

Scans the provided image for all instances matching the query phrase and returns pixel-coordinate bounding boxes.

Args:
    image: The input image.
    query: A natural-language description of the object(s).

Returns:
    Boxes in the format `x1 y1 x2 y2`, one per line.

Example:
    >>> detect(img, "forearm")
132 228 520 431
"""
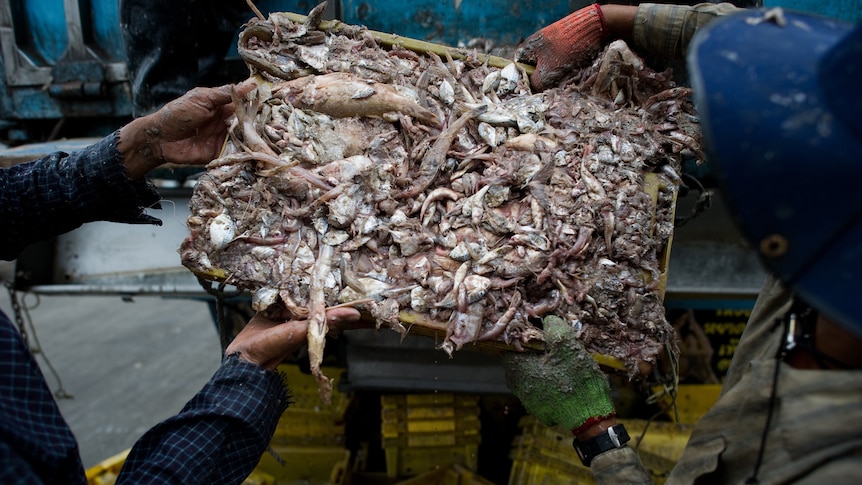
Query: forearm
591 446 654 485
118 116 167 180
600 5 637 44
632 2 743 60
0 133 163 260
116 356 289 484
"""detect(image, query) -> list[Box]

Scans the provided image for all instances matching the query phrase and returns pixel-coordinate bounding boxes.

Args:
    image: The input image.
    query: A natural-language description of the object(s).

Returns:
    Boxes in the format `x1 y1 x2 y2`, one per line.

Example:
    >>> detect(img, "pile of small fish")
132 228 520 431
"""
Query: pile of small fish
179 3 700 401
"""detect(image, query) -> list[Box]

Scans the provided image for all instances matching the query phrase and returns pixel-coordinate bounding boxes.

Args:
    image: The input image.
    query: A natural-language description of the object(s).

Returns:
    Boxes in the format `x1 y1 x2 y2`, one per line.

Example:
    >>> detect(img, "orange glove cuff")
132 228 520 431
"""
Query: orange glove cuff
541 4 608 60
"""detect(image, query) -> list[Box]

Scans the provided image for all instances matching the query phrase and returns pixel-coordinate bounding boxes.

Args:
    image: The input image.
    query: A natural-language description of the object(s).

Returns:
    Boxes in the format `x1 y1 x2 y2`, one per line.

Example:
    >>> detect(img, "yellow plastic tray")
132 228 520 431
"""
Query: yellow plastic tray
85 449 129 485
385 444 480 479
253 446 350 485
395 464 495 485
192 11 678 372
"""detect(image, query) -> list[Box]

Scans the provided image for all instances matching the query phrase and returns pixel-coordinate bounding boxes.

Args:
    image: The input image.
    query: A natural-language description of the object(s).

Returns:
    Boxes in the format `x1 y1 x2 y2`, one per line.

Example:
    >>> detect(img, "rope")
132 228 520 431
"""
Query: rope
195 276 243 355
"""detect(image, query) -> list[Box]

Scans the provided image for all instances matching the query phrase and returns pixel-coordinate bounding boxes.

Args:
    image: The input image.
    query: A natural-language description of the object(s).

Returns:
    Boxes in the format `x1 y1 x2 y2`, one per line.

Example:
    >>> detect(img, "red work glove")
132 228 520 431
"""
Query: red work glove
516 4 609 91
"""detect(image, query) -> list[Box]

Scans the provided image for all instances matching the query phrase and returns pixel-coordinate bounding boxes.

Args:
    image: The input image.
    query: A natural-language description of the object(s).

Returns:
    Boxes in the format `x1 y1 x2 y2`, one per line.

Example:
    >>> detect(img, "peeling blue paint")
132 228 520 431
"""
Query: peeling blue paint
17 0 68 64
341 0 587 47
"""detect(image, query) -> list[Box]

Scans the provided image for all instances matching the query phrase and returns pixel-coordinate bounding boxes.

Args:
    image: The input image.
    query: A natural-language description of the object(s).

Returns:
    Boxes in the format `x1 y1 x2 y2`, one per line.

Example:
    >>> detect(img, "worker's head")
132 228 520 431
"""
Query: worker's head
687 9 862 337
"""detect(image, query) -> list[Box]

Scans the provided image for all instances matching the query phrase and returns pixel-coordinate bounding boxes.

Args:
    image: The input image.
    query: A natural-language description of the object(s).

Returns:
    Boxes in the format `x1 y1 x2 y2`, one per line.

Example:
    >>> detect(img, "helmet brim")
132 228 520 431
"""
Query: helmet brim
688 9 862 336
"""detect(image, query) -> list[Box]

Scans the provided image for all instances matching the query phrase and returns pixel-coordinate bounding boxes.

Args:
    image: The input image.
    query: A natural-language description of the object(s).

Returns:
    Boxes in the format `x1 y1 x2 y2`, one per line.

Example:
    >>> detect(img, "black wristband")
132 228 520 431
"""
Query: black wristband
573 424 630 467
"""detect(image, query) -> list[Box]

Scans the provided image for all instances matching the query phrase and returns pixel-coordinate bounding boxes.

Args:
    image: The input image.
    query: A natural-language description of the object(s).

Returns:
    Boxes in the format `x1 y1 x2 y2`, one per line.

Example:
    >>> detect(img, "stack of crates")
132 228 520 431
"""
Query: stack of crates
508 415 594 485
380 393 482 478
393 464 495 485
508 416 695 485
270 365 350 448
247 364 351 485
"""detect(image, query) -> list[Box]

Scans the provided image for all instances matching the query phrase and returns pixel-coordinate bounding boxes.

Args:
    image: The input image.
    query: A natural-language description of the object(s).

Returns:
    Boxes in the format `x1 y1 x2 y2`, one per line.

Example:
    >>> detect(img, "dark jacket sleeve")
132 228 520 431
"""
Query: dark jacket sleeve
633 3 742 60
590 446 653 485
0 310 87 485
0 131 163 260
115 355 290 485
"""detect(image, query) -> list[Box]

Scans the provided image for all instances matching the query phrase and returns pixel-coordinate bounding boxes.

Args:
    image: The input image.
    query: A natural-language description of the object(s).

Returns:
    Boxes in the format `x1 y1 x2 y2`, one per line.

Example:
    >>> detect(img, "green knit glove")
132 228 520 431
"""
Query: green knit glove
503 315 615 432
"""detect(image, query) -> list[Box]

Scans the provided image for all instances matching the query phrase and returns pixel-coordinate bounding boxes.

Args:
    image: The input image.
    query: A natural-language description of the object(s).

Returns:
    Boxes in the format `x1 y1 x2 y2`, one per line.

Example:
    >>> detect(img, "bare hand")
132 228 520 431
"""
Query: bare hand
119 81 256 178
225 307 361 371
149 81 255 166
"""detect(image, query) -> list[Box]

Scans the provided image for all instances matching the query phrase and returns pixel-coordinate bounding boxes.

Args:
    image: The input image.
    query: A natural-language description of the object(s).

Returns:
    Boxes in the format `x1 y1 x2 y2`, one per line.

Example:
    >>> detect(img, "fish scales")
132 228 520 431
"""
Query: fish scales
179 5 701 395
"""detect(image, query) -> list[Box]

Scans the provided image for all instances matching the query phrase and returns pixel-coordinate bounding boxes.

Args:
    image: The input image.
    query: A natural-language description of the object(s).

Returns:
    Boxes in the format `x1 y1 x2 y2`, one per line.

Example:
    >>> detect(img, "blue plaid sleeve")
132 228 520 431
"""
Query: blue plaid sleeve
0 131 164 260
116 355 290 485
0 309 86 485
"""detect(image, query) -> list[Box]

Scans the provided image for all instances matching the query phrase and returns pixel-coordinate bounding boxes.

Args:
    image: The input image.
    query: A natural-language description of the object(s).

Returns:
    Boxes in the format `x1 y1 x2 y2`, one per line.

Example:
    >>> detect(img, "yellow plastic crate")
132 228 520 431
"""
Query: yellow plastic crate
509 416 695 485
85 449 129 485
382 415 481 440
380 394 481 443
511 416 574 459
381 393 479 411
270 412 346 446
381 393 482 478
383 430 483 449
508 417 592 485
241 470 276 485
654 384 722 425
385 443 480 478
508 452 594 485
253 445 350 485
395 464 495 485
272 364 350 447
278 364 350 416
382 402 480 420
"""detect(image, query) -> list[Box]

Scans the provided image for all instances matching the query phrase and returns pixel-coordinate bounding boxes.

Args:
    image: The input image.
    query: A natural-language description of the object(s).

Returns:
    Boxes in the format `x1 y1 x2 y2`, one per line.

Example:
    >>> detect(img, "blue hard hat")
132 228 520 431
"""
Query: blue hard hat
687 9 862 337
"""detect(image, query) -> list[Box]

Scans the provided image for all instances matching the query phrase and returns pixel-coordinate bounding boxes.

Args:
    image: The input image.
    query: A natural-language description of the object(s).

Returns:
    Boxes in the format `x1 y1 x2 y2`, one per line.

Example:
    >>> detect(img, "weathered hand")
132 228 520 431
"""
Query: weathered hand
151 81 257 166
225 307 361 371
516 4 608 91
502 315 615 433
118 81 255 178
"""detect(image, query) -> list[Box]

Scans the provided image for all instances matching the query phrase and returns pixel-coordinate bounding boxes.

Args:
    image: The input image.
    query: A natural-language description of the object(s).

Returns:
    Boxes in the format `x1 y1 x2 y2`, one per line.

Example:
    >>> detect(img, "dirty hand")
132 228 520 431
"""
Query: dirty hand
225 307 361 371
118 81 256 179
502 315 615 434
516 4 609 91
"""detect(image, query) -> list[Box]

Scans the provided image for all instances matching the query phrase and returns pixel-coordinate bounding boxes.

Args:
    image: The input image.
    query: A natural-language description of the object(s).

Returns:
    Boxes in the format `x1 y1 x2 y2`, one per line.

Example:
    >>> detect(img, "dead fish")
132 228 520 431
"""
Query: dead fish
397 105 487 199
274 72 440 126
208 211 236 250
